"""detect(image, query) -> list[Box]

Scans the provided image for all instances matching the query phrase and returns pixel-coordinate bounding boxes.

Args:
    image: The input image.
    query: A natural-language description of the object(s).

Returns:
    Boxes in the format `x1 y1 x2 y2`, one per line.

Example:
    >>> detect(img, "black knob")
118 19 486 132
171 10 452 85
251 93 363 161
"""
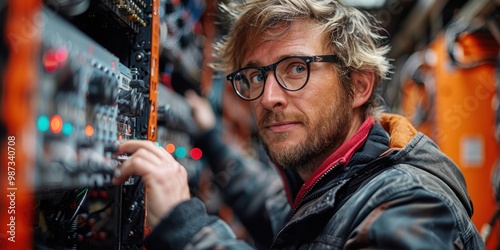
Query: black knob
117 88 144 117
88 71 119 105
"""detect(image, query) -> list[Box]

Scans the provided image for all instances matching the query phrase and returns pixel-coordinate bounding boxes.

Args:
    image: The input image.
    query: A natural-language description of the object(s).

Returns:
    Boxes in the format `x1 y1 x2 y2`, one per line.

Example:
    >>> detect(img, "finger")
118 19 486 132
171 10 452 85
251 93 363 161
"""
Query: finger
112 148 165 184
130 147 165 166
112 154 150 184
184 90 202 108
118 140 169 160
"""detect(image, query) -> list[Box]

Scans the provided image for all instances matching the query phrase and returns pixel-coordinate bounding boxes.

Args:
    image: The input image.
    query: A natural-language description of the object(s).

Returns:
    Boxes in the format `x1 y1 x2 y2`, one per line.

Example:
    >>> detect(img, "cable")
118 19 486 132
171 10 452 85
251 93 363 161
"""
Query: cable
76 198 115 228
481 208 500 243
63 188 88 228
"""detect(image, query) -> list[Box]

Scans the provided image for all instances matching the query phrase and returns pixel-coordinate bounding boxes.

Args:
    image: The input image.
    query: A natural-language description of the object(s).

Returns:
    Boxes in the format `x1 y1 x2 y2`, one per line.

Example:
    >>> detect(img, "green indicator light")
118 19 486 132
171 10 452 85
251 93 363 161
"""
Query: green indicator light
175 147 187 159
37 115 50 132
62 123 73 136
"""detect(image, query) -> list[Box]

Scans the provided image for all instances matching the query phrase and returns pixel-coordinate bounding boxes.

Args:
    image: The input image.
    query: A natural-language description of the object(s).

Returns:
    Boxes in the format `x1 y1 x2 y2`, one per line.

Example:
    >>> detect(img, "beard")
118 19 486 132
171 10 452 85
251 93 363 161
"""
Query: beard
258 96 352 173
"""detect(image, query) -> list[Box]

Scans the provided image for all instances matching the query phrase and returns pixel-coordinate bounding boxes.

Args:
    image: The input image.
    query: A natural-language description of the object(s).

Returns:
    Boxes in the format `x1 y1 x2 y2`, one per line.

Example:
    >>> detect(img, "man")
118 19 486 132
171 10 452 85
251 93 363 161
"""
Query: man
113 0 486 249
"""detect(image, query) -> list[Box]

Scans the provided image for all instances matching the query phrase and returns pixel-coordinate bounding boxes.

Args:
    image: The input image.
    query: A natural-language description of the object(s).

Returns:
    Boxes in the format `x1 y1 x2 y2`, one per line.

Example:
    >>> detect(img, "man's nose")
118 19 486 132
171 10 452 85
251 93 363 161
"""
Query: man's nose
259 72 287 109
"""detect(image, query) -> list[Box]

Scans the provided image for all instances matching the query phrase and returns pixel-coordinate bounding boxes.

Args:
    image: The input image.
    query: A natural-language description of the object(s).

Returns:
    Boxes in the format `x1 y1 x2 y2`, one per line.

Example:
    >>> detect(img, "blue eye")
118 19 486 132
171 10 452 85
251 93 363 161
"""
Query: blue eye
250 73 265 83
290 63 306 74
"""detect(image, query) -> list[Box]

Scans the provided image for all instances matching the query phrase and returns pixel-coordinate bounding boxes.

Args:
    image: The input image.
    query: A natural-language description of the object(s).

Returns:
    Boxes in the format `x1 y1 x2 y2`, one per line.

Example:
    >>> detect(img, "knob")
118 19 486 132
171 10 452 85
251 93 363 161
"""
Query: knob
88 71 119 105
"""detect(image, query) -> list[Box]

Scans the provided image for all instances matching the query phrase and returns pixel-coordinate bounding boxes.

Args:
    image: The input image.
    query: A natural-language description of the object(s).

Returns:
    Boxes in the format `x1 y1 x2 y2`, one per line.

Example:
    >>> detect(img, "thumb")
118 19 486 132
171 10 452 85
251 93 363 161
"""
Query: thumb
184 90 202 108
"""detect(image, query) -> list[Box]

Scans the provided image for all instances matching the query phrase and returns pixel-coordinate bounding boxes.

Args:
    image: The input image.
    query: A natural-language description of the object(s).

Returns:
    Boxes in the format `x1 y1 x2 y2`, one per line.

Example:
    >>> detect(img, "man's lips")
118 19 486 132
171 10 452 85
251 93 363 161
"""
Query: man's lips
264 121 300 133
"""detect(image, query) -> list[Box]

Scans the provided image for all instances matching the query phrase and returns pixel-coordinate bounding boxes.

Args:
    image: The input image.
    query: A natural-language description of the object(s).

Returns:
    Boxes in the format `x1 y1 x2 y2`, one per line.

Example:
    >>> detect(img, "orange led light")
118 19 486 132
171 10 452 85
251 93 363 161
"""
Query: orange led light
166 143 176 154
85 125 94 137
49 115 63 134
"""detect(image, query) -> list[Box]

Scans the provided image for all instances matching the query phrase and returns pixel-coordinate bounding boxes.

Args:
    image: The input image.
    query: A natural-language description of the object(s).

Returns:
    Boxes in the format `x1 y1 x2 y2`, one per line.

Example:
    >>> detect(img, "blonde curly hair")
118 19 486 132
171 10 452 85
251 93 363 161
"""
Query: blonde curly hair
213 0 391 118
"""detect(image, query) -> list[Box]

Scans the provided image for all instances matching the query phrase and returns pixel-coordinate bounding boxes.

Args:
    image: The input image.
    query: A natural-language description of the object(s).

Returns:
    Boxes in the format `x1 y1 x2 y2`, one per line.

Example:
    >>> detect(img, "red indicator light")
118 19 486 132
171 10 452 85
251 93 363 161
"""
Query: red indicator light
55 47 68 62
190 148 202 160
43 47 68 73
43 49 58 73
49 115 63 134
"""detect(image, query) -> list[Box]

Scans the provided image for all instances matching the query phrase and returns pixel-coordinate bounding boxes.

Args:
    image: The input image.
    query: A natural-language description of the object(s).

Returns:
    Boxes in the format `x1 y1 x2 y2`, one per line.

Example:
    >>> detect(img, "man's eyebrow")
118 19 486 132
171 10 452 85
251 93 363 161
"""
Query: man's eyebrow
244 60 262 67
243 54 302 68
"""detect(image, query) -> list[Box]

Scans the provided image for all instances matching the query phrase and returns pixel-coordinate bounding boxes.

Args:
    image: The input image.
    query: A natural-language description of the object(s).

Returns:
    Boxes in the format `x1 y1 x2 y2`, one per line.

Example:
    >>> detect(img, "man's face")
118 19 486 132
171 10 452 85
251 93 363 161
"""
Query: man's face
243 20 353 171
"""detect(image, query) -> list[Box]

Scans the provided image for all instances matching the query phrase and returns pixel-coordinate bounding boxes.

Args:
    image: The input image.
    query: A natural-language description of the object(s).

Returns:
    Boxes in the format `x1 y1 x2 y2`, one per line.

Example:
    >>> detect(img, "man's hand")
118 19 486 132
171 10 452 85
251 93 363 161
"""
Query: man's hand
184 90 216 132
112 140 191 227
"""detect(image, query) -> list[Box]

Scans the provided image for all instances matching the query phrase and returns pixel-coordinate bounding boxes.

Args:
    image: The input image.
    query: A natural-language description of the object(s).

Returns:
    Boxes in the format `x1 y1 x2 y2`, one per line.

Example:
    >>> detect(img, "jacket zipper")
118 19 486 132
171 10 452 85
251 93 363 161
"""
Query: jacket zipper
292 153 395 213
271 161 344 248
271 152 397 248
293 161 344 213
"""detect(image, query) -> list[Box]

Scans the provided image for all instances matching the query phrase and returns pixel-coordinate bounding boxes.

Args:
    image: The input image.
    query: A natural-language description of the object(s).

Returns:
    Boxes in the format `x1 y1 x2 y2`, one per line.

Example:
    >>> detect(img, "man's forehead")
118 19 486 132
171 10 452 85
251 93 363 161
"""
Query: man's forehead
241 31 326 67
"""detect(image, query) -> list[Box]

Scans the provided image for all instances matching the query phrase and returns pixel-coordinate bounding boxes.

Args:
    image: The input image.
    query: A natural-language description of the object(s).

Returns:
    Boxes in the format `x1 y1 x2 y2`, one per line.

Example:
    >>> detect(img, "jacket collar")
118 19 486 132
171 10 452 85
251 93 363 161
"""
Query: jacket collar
278 113 419 209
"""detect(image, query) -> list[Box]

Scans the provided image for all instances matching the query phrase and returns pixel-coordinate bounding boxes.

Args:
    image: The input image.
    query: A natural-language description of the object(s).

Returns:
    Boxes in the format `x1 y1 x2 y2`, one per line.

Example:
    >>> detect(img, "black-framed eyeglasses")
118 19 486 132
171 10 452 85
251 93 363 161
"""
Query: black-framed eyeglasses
226 55 341 101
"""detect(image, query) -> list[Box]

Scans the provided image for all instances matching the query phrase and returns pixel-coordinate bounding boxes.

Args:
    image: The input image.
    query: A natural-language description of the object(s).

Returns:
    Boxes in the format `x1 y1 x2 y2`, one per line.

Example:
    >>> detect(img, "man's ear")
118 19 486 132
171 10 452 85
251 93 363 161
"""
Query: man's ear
351 70 375 109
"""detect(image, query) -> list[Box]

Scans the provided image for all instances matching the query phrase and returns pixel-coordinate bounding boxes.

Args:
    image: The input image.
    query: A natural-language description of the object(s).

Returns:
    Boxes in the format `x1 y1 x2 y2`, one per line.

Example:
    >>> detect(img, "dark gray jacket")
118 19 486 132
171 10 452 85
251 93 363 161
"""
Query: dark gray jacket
144 114 485 249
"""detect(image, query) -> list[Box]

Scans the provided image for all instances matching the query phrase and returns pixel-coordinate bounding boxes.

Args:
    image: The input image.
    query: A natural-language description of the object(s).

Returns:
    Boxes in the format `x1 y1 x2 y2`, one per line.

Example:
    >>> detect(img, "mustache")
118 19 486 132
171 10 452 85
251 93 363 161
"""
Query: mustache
257 111 307 128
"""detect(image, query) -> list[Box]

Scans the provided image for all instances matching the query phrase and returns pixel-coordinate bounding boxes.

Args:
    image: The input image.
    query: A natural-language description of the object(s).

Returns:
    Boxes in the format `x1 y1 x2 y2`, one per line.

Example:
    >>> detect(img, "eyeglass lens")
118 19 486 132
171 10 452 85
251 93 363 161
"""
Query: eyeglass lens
232 57 310 100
